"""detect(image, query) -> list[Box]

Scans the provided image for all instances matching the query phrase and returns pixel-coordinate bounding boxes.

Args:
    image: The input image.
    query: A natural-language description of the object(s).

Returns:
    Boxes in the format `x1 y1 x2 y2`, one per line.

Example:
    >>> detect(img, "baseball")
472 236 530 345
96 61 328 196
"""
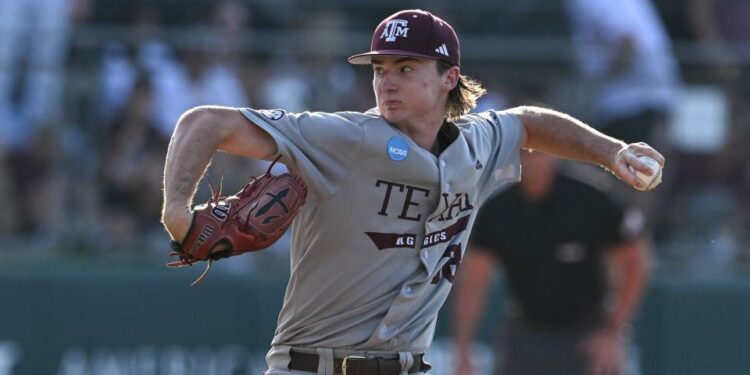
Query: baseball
630 156 662 191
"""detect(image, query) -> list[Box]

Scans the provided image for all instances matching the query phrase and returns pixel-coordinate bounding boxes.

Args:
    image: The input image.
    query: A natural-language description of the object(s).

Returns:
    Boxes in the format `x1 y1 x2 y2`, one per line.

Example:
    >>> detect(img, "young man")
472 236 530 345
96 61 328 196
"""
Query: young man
454 150 649 375
161 9 664 375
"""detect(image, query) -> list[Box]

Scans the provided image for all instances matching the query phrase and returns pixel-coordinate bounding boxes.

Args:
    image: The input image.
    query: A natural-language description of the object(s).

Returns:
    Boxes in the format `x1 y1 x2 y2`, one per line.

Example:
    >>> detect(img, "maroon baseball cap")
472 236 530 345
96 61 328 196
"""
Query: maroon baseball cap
348 9 460 67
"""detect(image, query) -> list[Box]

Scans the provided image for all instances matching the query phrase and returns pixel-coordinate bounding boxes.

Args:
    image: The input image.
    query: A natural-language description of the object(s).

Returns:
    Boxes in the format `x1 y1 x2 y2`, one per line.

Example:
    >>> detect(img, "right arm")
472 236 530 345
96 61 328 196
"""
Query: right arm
453 248 498 375
161 106 277 242
508 106 664 190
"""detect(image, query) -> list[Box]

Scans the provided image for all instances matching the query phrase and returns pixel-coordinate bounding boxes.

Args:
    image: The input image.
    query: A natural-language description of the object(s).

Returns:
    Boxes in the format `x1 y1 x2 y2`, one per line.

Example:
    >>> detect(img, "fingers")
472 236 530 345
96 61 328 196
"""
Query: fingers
612 158 644 190
611 143 665 190
622 152 651 176
629 142 665 166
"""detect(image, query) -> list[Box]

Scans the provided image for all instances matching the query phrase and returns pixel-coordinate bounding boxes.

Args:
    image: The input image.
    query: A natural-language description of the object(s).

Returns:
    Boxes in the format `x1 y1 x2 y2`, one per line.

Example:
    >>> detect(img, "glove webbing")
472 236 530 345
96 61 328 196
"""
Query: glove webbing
168 156 283 286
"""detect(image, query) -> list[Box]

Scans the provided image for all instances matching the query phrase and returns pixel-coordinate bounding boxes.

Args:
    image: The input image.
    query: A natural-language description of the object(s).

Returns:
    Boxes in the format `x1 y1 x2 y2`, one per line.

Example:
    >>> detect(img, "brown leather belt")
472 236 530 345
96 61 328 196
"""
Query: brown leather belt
288 350 430 375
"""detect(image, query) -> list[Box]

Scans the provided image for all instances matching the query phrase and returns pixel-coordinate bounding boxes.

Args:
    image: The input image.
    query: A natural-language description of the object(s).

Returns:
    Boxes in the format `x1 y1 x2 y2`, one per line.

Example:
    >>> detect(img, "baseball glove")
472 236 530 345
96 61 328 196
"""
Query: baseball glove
168 158 307 286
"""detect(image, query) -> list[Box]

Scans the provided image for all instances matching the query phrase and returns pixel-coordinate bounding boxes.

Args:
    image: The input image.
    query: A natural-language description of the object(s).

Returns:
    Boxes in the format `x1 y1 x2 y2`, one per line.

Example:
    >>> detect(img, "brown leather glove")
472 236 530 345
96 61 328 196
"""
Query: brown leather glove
168 161 307 285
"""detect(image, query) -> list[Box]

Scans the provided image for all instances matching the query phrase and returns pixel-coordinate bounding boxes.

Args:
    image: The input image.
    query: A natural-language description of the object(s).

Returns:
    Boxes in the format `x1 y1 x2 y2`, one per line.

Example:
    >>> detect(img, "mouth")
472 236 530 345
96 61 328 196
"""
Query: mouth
382 100 401 108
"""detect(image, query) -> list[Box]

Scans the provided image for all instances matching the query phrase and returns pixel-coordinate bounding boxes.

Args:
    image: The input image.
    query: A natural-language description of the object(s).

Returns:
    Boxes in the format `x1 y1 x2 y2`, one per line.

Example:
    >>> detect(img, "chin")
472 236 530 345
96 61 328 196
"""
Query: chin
382 113 403 126
380 108 403 124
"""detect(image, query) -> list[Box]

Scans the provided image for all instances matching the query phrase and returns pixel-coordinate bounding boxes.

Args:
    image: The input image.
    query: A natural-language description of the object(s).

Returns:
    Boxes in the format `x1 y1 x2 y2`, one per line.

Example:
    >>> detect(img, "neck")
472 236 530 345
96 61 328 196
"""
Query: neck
393 111 446 153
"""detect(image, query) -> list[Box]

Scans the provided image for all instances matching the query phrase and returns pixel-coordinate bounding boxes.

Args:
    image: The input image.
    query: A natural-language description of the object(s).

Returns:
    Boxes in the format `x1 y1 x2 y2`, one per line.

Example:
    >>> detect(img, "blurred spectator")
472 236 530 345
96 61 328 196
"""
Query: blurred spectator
0 149 11 234
687 0 750 256
258 51 312 112
565 0 680 146
301 10 363 112
688 0 750 83
454 150 650 375
473 88 511 113
99 2 250 140
99 3 172 122
95 1 257 255
150 48 249 138
98 75 165 251
0 0 85 150
212 0 251 65
148 1 251 139
564 0 681 241
0 124 65 244
0 0 87 244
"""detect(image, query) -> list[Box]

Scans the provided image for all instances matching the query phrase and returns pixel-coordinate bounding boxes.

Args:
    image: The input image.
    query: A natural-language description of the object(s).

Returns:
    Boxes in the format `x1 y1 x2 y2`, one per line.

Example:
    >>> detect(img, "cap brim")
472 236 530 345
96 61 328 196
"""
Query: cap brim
347 49 440 65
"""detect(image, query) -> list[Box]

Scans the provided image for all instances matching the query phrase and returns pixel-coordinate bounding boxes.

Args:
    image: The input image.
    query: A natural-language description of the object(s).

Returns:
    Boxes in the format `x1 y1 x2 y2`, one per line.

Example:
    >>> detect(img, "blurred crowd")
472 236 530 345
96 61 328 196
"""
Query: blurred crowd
0 0 747 273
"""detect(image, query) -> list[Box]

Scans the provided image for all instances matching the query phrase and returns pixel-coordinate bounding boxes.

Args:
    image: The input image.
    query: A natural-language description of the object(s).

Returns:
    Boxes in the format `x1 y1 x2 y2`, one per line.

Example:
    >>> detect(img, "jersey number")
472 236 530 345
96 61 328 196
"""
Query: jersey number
431 244 462 284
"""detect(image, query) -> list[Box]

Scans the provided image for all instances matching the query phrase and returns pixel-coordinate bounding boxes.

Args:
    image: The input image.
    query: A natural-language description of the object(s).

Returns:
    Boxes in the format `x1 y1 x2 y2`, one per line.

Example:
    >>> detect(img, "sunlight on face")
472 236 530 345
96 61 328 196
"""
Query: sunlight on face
371 56 447 127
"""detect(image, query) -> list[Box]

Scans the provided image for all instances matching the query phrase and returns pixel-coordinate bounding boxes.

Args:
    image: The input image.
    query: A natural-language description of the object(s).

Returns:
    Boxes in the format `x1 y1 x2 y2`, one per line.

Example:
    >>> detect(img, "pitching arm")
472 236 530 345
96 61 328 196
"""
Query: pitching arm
507 106 665 190
161 105 277 243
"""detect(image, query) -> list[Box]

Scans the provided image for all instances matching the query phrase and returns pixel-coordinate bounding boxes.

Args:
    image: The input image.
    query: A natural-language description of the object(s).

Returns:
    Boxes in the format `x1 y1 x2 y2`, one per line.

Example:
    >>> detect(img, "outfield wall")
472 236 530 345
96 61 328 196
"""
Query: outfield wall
1 265 748 375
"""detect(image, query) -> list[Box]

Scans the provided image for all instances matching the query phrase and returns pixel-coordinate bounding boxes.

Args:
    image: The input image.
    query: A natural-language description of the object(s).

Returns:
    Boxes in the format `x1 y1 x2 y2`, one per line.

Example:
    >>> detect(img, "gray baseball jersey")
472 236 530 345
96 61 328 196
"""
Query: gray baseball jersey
240 107 523 356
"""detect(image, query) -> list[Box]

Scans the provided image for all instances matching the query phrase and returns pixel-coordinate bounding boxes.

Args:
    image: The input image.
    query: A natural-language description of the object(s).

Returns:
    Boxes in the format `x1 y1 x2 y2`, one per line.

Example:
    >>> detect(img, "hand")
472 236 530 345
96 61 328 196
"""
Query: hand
454 347 474 375
161 205 193 243
579 329 625 375
608 142 665 190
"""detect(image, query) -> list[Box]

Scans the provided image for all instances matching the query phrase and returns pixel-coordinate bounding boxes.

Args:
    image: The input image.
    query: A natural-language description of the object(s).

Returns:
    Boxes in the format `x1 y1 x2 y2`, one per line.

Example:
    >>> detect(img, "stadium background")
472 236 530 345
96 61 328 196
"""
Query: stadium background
0 0 748 374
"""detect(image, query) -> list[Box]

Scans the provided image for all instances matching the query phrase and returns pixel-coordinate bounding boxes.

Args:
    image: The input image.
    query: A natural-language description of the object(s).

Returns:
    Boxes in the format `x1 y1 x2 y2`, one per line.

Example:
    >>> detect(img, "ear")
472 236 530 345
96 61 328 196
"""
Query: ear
443 66 460 91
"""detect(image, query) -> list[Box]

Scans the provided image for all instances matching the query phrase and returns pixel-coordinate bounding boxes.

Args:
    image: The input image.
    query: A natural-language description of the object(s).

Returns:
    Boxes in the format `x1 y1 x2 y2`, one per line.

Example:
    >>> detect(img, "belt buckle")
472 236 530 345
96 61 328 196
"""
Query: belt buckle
341 356 367 375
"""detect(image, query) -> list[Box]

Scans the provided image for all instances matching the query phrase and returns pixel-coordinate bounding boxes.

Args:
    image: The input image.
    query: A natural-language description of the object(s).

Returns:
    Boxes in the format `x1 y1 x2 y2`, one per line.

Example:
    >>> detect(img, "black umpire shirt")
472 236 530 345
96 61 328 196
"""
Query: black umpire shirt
471 173 639 328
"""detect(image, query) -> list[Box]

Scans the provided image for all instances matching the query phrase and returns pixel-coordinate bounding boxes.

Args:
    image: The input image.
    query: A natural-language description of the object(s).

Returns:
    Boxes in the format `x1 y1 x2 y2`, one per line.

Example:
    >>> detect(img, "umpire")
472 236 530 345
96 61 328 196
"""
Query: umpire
453 150 650 375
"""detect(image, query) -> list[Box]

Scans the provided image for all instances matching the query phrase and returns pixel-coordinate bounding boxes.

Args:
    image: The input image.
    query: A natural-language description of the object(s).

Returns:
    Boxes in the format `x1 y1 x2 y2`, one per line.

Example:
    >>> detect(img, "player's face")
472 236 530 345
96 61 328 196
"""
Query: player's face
371 57 452 127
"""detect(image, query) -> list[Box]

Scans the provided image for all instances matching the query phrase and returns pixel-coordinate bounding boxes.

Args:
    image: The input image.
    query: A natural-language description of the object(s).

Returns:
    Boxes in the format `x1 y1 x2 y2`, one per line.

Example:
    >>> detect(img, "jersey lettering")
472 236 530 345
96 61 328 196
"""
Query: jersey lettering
430 192 474 222
375 179 430 221
422 215 470 248
431 244 463 284
389 146 407 157
396 236 415 246
365 232 417 250
375 180 404 216
366 215 469 251
422 232 448 246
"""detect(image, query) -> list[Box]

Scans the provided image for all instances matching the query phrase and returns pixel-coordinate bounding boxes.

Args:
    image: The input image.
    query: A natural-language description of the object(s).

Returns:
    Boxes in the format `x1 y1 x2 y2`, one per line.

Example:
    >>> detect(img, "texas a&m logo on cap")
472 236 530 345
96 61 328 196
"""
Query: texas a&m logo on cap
381 19 409 42
348 9 461 67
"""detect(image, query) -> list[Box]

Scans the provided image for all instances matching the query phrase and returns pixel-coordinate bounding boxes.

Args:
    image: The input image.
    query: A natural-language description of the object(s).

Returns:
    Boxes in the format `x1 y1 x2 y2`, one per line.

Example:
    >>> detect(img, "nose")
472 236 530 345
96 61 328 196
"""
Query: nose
376 71 398 94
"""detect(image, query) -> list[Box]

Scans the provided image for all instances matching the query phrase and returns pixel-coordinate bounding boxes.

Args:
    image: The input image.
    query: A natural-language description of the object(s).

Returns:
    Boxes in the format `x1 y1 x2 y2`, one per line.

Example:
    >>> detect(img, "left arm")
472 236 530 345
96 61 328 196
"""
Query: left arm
603 238 650 335
581 238 650 375
507 106 664 190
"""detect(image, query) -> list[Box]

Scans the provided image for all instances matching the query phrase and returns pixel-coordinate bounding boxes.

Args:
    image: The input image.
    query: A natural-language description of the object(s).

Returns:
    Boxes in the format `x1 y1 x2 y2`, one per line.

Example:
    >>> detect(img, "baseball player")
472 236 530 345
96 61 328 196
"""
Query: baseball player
161 9 664 375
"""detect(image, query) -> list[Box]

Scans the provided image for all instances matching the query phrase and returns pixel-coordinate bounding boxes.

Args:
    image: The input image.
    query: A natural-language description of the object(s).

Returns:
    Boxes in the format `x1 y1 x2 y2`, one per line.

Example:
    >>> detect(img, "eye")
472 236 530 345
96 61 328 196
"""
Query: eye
401 66 413 73
373 66 384 75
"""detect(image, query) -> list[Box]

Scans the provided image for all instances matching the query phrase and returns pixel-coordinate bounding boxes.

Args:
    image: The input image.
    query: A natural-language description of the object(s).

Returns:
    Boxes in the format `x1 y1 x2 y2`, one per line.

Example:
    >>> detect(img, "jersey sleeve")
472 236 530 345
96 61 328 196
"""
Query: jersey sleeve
469 110 525 205
239 108 365 201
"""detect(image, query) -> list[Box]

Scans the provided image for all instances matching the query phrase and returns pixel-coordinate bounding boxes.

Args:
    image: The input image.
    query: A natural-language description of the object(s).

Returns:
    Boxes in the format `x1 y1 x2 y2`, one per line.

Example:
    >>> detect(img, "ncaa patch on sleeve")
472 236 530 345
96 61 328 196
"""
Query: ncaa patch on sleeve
260 109 285 120
387 137 409 161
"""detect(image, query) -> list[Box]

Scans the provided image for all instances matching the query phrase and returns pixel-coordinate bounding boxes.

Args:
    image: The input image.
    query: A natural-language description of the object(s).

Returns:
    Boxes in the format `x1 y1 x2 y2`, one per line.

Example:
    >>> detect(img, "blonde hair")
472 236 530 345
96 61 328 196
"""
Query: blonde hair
437 61 487 121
